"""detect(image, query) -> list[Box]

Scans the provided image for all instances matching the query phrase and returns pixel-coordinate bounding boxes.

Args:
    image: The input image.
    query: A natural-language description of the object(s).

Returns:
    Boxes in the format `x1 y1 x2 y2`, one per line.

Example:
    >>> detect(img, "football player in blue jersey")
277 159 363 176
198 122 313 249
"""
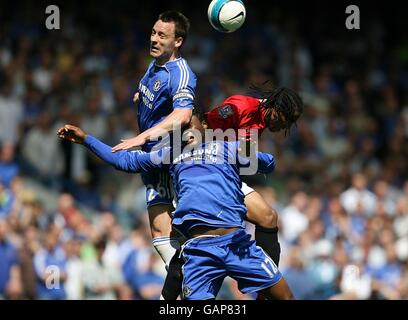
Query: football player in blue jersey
57 117 294 300
112 11 197 269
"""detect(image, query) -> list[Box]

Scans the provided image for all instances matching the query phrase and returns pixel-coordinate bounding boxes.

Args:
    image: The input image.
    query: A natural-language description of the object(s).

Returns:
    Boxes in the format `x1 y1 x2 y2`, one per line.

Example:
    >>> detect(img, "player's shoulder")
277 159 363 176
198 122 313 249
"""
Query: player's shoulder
166 57 195 75
140 60 155 79
222 95 260 112
167 58 197 92
146 60 155 72
222 95 260 106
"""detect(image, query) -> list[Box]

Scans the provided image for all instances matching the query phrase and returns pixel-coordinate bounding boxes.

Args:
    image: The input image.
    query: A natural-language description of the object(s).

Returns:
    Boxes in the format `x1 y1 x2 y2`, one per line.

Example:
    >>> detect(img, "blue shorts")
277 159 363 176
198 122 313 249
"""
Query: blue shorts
180 229 282 300
141 170 173 208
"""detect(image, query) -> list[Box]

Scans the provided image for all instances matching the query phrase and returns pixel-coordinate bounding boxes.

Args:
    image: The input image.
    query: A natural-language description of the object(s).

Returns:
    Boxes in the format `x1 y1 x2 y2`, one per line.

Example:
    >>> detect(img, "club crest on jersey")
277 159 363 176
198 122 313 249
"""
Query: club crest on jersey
182 285 192 298
153 79 161 91
218 105 233 119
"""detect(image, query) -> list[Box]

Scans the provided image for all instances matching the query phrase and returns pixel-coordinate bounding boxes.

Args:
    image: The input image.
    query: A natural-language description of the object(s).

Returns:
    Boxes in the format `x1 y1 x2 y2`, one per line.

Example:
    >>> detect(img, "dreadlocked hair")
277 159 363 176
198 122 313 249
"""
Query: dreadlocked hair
250 82 304 135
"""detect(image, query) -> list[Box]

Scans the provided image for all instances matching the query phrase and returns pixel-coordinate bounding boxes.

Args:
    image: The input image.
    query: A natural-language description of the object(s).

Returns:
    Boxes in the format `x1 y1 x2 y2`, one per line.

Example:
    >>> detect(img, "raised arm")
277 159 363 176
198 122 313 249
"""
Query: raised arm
112 108 192 151
57 125 165 173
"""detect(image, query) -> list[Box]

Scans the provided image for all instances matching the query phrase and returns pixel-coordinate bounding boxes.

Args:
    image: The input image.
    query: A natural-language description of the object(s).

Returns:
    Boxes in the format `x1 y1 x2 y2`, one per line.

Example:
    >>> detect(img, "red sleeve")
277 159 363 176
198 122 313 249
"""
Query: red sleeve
205 101 239 132
205 95 265 141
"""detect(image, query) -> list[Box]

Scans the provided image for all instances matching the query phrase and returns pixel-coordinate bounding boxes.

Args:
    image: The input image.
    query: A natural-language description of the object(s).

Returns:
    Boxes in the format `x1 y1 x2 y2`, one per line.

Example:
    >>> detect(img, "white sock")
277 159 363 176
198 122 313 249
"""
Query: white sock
152 236 181 270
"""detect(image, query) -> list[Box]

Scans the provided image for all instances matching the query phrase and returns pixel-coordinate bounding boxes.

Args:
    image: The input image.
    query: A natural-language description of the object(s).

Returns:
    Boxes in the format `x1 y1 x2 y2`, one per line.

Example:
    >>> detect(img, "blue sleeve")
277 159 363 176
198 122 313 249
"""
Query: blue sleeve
169 60 196 109
255 152 275 174
84 135 166 173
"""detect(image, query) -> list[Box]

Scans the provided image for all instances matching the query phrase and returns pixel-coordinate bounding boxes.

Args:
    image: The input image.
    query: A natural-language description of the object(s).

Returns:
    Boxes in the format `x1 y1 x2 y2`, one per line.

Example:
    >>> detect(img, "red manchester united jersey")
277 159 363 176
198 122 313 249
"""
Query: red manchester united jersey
204 95 266 140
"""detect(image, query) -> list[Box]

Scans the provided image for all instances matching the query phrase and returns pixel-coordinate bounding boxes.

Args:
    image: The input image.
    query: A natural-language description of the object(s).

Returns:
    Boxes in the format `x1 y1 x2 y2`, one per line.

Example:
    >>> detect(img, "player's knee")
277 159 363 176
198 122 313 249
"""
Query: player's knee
150 216 167 237
281 288 295 300
150 221 172 238
258 206 278 229
151 226 167 238
148 206 173 238
264 279 295 300
276 291 295 300
278 278 295 300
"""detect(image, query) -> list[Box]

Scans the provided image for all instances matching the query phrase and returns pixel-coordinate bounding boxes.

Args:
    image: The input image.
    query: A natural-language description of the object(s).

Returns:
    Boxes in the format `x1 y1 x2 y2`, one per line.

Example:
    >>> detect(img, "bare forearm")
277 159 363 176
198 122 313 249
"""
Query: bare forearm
140 109 192 141
111 109 192 151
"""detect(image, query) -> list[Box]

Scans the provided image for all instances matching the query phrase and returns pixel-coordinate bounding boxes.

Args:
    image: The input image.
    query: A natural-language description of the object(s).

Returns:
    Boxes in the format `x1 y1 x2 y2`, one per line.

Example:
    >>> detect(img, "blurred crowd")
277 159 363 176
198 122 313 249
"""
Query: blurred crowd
1 1 408 299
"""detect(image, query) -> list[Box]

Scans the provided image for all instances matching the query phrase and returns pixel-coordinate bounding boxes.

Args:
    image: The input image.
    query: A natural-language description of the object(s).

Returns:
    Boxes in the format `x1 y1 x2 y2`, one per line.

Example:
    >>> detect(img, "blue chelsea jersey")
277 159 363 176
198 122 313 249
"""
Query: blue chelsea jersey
137 58 197 152
83 137 275 238
169 142 250 237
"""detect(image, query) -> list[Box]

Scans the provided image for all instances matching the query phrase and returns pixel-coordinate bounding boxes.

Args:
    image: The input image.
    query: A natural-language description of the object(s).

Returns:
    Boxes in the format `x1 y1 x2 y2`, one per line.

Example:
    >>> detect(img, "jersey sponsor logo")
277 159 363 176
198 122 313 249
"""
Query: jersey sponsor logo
218 105 233 119
139 83 155 109
173 142 220 164
139 83 155 102
153 79 161 91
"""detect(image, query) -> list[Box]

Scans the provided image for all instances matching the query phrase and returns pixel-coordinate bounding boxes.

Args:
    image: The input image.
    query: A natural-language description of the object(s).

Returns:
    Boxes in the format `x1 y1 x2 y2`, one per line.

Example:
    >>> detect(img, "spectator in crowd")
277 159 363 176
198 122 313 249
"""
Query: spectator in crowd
18 225 40 299
33 226 67 300
122 225 164 300
0 218 22 299
0 79 23 146
280 192 309 243
0 143 19 188
340 173 378 217
64 235 84 300
0 182 15 219
81 236 123 299
281 246 317 299
21 112 64 189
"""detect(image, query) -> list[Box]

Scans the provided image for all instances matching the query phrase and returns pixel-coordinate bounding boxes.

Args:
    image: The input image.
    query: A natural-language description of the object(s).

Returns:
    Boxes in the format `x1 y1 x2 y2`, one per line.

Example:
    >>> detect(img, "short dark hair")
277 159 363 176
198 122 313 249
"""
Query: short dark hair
192 107 206 122
158 11 190 46
253 84 304 135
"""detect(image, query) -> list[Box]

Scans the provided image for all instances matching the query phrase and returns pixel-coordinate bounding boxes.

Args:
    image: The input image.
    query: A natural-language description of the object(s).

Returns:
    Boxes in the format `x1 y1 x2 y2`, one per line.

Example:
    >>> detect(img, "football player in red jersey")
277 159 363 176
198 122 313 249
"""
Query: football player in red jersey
203 87 303 264
162 87 303 300
204 88 303 138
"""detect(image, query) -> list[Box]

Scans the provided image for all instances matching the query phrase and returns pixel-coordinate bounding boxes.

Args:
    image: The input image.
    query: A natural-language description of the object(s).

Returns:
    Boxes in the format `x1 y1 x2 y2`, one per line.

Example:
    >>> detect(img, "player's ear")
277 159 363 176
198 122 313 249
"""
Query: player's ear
201 119 209 129
175 37 183 48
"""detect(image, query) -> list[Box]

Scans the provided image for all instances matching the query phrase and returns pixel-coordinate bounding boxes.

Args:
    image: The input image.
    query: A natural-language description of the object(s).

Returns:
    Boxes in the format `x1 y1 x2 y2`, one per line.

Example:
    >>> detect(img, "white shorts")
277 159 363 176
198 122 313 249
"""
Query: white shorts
241 181 255 196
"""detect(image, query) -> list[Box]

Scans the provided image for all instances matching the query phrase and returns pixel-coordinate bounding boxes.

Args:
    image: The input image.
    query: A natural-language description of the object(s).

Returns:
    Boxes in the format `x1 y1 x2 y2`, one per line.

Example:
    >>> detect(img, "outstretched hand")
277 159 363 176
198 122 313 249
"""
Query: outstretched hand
111 135 146 152
133 92 140 103
57 124 87 144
